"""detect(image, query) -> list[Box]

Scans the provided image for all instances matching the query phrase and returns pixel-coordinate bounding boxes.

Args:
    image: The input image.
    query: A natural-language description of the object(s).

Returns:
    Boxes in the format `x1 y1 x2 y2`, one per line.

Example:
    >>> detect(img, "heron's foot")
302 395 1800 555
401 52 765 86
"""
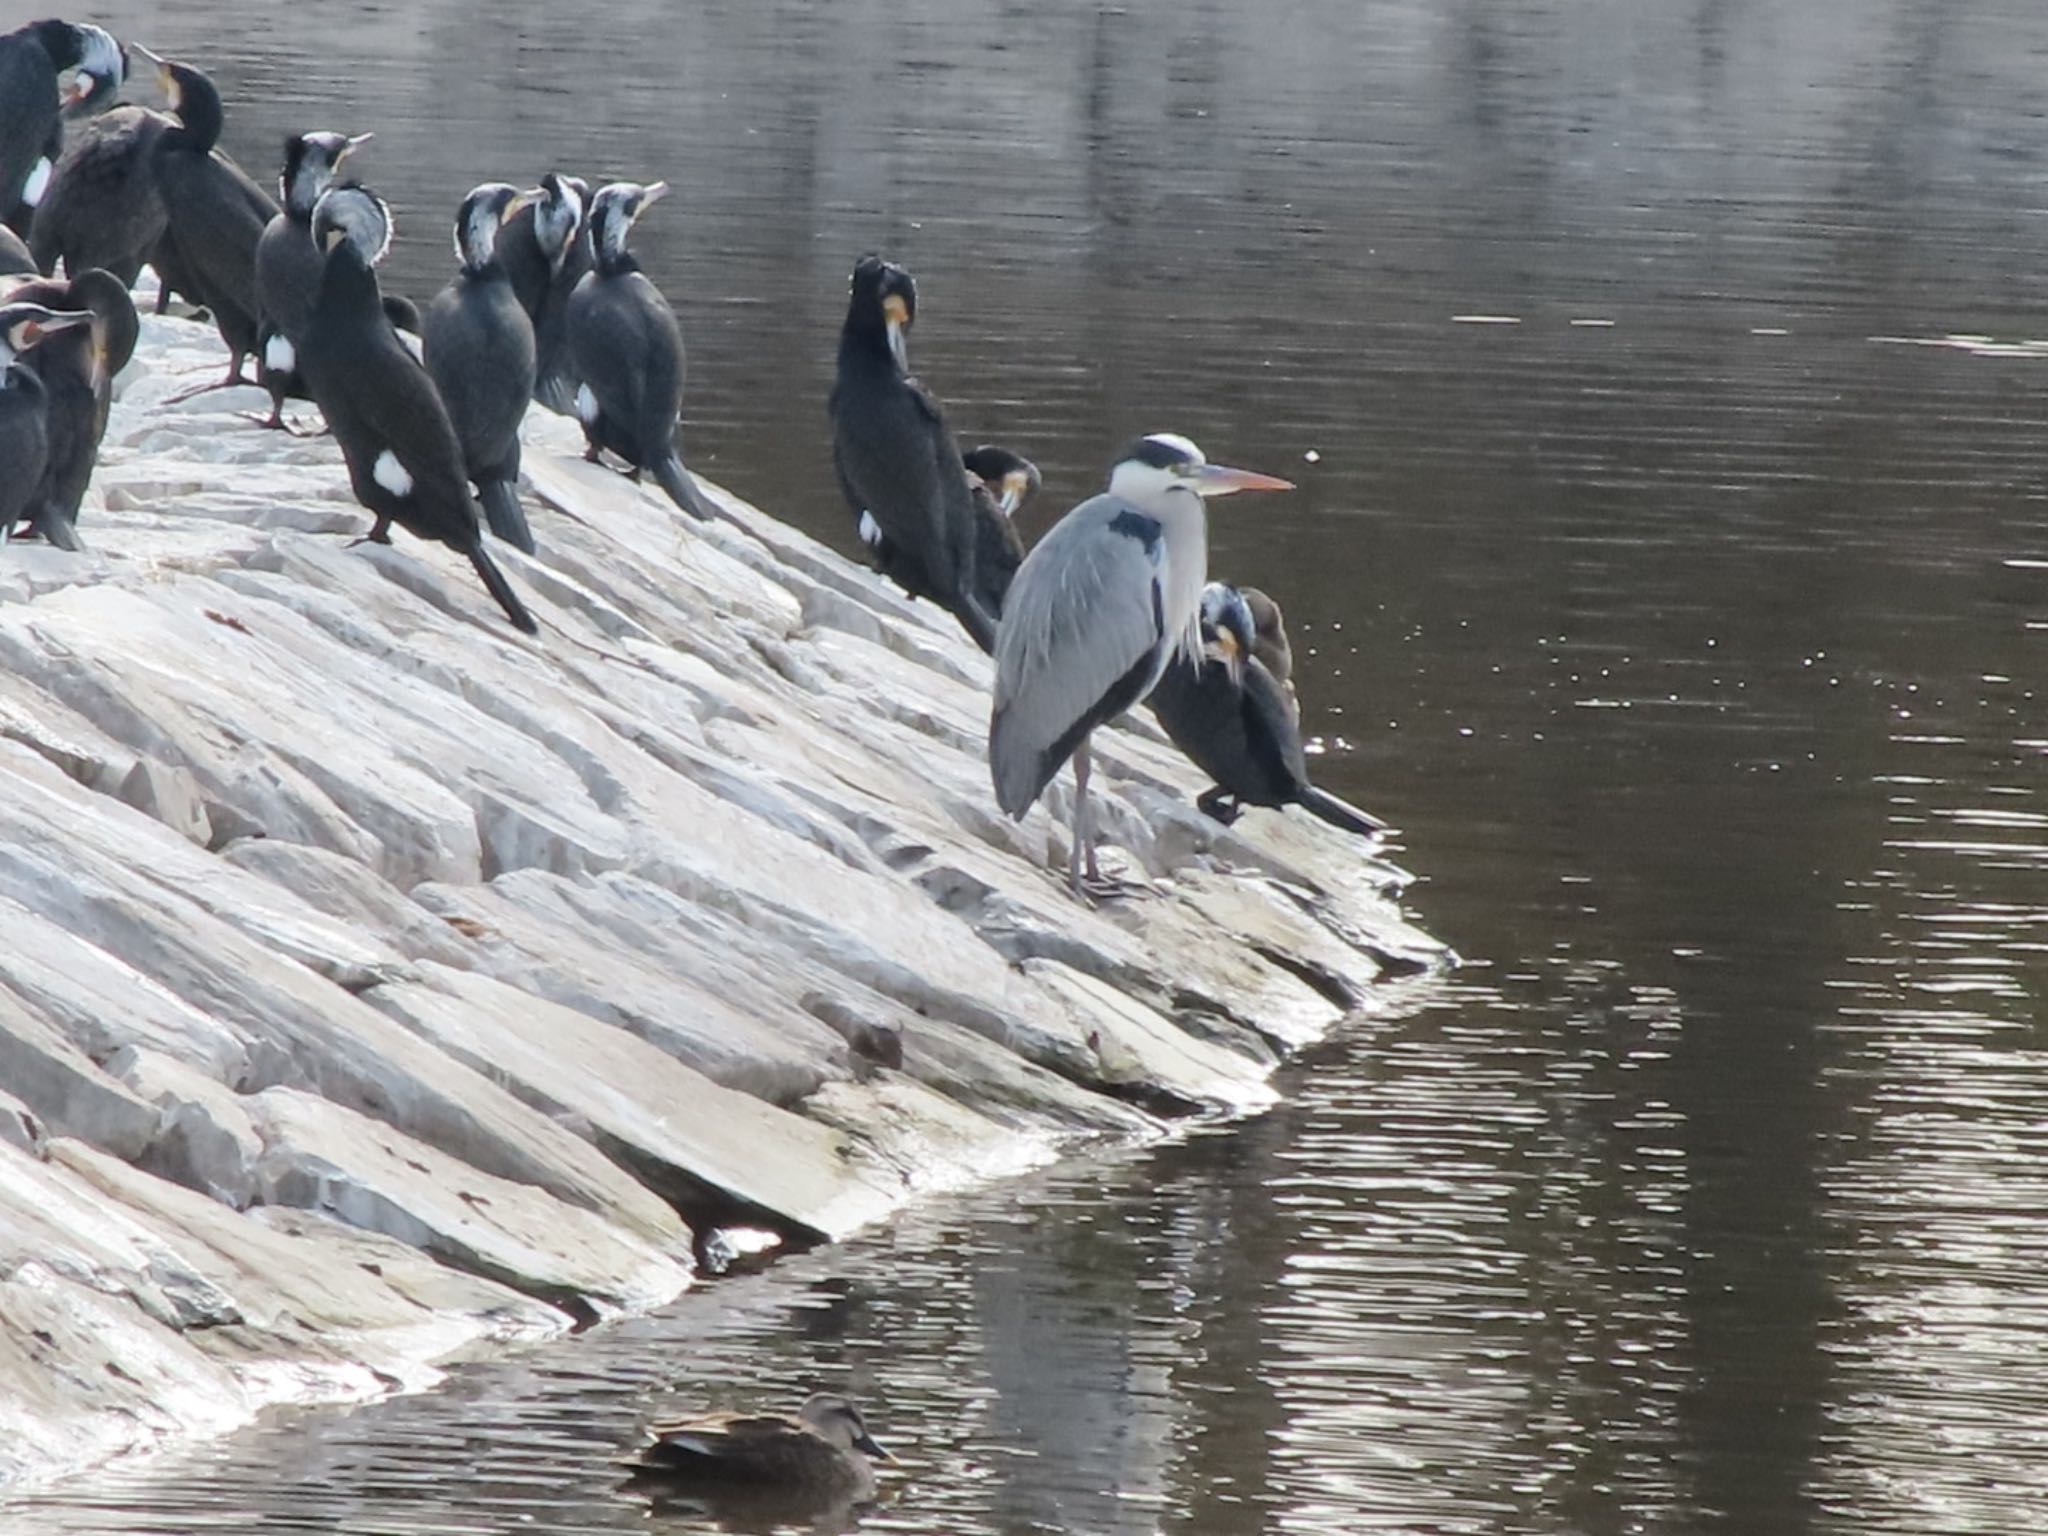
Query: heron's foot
1195 787 1242 825
237 408 286 431
345 530 394 548
1079 872 1147 904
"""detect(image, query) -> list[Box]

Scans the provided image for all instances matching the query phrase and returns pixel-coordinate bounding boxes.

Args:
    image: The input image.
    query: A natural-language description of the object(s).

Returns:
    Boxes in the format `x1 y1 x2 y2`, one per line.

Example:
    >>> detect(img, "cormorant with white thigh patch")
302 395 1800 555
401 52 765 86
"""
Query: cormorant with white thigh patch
253 128 372 430
0 20 122 233
423 181 541 554
297 185 536 635
566 180 716 520
831 255 1002 651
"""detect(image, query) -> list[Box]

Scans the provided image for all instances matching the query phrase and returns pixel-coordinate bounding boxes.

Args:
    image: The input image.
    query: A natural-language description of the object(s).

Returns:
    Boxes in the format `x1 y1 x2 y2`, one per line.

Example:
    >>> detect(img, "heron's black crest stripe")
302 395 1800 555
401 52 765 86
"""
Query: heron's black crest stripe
1121 435 1198 471
1107 508 1160 550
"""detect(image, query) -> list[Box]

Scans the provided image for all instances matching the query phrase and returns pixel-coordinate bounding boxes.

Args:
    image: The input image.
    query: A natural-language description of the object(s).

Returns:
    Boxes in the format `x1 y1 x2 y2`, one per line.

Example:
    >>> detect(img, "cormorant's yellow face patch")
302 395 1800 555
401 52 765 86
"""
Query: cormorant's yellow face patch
882 294 909 327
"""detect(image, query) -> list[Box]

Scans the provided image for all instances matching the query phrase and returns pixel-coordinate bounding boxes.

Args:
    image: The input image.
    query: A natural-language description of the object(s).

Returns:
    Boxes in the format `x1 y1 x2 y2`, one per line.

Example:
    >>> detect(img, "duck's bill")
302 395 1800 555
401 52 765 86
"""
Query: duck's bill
854 1431 893 1462
1193 463 1295 497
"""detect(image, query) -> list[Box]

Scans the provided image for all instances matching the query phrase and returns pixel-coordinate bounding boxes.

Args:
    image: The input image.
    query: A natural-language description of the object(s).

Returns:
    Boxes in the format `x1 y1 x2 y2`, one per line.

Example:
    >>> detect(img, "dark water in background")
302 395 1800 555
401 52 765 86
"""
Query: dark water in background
9 0 2048 1530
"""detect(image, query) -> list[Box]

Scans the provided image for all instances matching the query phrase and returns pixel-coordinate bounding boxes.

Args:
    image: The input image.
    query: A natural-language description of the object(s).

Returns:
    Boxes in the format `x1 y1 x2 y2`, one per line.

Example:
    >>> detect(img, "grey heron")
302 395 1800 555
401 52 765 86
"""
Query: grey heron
1149 582 1387 837
831 254 1006 652
990 433 1294 897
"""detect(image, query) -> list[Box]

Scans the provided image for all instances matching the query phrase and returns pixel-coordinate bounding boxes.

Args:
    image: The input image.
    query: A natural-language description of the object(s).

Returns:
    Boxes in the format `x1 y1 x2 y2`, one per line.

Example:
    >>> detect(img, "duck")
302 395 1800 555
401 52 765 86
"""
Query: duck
628 1393 892 1500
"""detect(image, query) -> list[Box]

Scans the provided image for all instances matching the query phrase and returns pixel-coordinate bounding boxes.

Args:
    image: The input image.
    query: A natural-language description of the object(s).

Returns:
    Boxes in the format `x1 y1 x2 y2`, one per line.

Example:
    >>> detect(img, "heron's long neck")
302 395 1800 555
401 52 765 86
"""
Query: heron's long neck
1157 493 1209 663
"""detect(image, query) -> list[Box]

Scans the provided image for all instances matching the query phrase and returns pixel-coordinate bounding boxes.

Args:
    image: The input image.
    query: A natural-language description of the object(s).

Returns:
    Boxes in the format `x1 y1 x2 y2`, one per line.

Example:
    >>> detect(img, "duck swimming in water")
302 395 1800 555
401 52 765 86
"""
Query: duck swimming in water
628 1392 893 1501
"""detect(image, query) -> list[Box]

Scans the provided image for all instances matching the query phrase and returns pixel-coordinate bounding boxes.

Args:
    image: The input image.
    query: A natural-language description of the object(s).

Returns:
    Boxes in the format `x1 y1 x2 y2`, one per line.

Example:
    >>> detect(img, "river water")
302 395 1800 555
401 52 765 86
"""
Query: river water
9 0 2048 1531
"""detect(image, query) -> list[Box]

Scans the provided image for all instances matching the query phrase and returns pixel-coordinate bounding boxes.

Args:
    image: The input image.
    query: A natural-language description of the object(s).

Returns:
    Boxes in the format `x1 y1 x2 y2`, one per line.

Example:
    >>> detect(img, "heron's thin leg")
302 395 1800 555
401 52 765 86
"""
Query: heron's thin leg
1069 740 1091 896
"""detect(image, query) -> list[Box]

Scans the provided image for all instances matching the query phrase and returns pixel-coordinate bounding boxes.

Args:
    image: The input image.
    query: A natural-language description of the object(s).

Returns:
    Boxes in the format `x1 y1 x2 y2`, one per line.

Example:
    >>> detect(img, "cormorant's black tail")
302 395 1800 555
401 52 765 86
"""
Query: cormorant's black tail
479 479 536 555
534 369 576 417
34 503 86 553
652 453 715 522
1296 784 1386 838
468 542 538 634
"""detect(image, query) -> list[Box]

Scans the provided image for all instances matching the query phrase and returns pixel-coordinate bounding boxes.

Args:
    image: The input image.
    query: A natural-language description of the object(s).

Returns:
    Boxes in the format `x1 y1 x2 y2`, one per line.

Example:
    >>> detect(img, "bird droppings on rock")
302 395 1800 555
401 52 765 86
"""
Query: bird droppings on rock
0 309 1447 1493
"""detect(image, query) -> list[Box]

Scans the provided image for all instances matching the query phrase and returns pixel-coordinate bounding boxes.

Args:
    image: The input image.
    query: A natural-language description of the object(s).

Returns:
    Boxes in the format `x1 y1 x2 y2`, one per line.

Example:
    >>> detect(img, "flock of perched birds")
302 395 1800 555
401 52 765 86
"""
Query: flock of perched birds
0 15 1386 922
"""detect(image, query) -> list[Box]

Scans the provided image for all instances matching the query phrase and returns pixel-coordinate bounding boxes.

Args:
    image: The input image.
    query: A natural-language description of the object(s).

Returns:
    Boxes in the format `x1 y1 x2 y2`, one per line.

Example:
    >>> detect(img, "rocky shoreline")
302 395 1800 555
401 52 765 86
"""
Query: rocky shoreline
0 310 1445 1492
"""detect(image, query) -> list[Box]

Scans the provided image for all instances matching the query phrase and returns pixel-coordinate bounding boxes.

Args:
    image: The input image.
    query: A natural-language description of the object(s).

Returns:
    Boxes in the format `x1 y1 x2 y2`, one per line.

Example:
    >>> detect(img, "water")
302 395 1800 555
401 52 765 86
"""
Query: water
10 0 2048 1530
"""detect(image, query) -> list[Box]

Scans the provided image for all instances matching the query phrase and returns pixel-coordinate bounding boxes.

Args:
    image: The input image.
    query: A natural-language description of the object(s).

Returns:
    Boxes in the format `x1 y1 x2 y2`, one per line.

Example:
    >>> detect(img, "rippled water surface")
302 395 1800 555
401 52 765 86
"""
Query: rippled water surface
10 0 2048 1531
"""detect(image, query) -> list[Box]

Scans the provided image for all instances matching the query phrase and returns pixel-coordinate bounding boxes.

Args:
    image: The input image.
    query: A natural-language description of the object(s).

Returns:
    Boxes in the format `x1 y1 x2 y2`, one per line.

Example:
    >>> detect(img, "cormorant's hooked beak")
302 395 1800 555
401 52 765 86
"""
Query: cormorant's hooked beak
130 44 177 105
9 309 94 350
1191 463 1295 498
998 470 1031 518
638 180 671 214
853 1430 893 1462
882 293 910 369
504 188 542 220
1210 619 1244 683
342 131 375 159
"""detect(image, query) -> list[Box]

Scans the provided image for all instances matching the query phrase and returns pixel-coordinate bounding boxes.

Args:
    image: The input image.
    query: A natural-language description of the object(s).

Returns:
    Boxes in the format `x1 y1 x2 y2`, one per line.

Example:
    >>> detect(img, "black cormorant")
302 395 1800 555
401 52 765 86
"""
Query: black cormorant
0 20 122 232
499 170 588 414
298 185 536 635
6 267 135 550
422 181 539 554
0 300 94 542
27 104 169 284
564 180 714 520
856 440 1038 646
830 254 999 651
253 128 371 429
134 45 278 392
1148 582 1385 837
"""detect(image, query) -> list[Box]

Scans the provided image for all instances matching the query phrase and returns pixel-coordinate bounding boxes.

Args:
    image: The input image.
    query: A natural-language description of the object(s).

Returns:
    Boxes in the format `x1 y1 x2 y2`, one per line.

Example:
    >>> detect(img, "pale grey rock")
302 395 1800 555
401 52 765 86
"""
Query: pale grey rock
0 988 163 1161
245 1087 691 1314
219 839 478 968
365 965 901 1239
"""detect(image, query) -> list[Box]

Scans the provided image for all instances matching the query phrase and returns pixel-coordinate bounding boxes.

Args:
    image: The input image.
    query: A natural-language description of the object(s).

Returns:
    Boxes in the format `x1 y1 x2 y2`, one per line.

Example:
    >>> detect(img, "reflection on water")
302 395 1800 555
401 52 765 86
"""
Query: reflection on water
10 0 2048 1531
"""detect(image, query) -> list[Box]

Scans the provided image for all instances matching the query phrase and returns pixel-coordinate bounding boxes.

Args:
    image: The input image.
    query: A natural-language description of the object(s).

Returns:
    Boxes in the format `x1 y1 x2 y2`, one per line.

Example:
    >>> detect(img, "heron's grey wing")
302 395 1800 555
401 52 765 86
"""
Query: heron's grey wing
989 494 1168 816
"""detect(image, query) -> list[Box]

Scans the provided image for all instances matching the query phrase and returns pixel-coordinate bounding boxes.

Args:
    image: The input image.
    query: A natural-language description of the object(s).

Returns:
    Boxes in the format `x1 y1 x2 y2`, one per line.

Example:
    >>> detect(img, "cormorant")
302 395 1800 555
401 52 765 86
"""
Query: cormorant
134 46 279 392
26 104 169 284
989 434 1293 898
0 300 94 543
0 20 122 233
252 128 371 429
297 185 537 635
5 267 135 550
830 254 998 651
1148 582 1386 838
422 181 539 554
855 440 1038 646
498 170 588 413
565 180 715 520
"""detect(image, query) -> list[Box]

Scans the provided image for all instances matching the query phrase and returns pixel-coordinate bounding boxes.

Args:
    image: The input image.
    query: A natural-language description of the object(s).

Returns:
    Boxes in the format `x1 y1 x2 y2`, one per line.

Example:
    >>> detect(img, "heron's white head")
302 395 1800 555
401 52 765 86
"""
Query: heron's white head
1106 433 1295 505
